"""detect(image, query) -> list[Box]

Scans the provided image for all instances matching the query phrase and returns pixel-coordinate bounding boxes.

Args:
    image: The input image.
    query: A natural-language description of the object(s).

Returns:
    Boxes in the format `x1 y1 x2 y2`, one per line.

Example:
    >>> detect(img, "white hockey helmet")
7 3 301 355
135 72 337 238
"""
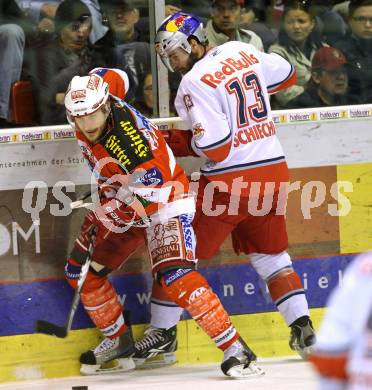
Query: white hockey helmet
155 12 207 72
65 74 110 127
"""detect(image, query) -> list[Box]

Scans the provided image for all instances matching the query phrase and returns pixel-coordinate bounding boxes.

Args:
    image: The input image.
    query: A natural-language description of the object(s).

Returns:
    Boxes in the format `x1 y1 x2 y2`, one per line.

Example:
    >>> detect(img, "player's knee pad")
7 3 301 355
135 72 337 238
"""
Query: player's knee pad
81 278 125 338
250 252 304 306
161 269 238 348
267 270 304 306
160 268 208 307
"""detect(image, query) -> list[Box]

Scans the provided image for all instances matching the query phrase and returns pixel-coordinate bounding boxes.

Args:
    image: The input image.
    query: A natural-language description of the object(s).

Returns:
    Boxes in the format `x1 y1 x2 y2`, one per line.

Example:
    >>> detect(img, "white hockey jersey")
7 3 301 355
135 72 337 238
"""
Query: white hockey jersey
175 41 296 195
311 252 372 390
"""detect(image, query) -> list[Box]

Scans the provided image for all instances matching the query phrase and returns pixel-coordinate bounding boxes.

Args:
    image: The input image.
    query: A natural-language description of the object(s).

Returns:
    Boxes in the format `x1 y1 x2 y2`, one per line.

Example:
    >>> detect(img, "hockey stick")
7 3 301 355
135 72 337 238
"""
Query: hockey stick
36 226 97 338
70 190 94 209
70 200 94 209
69 169 147 210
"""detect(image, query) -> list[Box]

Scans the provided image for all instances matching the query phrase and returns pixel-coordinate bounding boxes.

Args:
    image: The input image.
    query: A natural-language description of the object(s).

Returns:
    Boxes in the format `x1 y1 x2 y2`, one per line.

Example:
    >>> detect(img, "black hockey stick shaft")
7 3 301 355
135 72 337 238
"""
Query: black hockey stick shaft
77 190 91 201
36 228 97 338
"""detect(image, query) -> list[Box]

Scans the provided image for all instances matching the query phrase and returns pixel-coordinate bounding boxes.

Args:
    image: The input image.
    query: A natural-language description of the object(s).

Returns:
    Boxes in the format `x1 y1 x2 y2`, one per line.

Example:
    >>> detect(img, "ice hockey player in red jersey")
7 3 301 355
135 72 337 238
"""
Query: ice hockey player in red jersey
63 67 264 378
134 11 316 366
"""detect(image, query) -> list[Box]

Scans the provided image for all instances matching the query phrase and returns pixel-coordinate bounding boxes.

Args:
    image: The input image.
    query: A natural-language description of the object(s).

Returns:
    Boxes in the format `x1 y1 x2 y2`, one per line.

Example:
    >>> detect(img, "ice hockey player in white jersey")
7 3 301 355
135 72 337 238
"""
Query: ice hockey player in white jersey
311 252 372 390
134 11 316 368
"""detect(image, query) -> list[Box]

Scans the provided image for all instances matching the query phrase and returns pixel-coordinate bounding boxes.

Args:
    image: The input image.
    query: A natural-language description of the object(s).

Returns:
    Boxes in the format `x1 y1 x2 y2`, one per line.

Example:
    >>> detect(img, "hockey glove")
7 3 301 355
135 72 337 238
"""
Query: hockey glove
94 184 151 231
78 211 106 247
162 129 198 157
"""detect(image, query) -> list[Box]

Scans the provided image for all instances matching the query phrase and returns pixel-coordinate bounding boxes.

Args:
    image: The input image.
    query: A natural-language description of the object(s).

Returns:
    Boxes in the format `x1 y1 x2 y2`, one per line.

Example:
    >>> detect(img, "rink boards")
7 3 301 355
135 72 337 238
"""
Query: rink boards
1 105 372 382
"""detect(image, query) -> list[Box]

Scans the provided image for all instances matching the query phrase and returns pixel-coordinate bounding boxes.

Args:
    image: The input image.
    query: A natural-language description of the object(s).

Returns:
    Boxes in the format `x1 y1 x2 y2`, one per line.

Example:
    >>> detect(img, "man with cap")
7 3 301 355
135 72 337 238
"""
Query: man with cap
23 0 113 125
16 0 108 44
53 0 92 52
286 47 361 108
100 0 147 44
99 0 151 105
205 0 264 50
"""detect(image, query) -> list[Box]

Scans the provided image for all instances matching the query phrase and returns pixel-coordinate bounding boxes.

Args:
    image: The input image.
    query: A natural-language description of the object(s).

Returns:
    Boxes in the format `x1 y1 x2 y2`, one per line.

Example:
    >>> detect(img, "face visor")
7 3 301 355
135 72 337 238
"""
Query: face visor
155 30 192 72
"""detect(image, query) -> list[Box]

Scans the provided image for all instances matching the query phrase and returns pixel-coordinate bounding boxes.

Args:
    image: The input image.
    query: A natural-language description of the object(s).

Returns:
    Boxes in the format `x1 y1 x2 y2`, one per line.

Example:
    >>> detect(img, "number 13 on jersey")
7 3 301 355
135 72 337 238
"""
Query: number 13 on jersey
225 71 268 128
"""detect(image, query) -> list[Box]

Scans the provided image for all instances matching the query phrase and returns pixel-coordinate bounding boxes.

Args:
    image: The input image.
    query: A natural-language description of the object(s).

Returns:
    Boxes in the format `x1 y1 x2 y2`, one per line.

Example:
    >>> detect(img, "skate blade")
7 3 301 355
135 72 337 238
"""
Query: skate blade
80 357 135 375
226 361 265 379
133 352 177 369
296 345 314 360
290 341 315 360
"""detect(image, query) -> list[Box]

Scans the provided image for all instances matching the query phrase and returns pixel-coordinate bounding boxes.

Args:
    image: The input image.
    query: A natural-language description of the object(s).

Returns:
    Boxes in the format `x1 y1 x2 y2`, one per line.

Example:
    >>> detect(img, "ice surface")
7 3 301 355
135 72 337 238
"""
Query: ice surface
0 357 317 390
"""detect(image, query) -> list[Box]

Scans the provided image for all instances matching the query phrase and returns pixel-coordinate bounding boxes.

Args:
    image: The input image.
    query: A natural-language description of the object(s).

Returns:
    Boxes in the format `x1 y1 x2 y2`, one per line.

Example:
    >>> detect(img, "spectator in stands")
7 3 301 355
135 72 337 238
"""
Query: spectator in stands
270 0 285 30
205 0 264 51
179 0 211 20
132 71 179 118
165 0 182 16
17 0 108 44
240 0 277 51
286 47 360 108
112 41 151 104
99 0 152 103
0 0 26 127
19 1 58 37
332 1 350 22
133 72 153 118
100 0 147 45
24 0 110 124
310 0 347 45
275 1 347 46
334 0 372 104
133 0 183 43
269 0 326 108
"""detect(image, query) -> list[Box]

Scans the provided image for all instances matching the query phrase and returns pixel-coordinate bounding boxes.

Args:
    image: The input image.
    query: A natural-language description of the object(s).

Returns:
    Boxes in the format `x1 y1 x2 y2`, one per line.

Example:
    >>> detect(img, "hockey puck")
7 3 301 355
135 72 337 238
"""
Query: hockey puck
71 387 88 390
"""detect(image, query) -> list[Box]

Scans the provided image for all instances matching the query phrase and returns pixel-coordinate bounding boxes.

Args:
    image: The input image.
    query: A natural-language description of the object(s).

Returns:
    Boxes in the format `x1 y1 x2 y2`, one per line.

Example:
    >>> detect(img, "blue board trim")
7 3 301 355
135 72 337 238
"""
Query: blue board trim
0 255 356 336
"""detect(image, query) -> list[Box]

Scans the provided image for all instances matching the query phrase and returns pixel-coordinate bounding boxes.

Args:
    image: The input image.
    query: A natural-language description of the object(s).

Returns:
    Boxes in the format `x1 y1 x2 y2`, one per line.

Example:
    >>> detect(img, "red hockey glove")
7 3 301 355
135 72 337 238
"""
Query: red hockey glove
76 210 109 248
162 129 198 157
93 184 151 232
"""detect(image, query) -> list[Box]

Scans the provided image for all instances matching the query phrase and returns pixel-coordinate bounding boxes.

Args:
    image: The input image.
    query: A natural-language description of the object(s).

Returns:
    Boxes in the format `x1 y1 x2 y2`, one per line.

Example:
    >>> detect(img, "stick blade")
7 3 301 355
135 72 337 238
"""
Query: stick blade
36 320 68 338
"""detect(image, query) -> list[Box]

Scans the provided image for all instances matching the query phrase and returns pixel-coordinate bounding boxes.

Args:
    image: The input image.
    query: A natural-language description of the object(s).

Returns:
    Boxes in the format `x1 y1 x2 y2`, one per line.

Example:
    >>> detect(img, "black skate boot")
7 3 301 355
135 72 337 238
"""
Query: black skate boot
133 325 177 368
221 337 265 378
80 327 136 375
289 317 316 359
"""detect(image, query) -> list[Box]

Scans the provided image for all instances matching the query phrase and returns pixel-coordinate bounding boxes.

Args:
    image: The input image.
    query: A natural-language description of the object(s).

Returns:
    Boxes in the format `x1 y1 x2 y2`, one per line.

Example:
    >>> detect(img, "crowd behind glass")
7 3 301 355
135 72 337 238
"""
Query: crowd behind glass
1 0 371 128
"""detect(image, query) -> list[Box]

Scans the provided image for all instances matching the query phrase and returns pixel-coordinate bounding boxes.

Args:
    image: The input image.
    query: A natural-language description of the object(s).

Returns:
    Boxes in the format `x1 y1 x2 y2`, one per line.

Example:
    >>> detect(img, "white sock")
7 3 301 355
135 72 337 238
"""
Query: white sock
150 300 183 329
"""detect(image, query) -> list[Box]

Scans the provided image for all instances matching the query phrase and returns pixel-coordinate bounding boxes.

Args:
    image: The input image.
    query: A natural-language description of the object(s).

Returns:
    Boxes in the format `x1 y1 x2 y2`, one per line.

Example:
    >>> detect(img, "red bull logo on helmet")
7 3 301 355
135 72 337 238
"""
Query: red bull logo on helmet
165 14 189 32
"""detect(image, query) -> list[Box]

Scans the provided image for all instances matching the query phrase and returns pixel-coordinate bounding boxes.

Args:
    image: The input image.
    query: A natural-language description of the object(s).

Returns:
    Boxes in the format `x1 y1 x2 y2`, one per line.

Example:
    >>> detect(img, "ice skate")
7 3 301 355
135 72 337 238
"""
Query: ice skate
80 328 136 375
133 325 177 368
289 319 316 359
221 337 265 378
